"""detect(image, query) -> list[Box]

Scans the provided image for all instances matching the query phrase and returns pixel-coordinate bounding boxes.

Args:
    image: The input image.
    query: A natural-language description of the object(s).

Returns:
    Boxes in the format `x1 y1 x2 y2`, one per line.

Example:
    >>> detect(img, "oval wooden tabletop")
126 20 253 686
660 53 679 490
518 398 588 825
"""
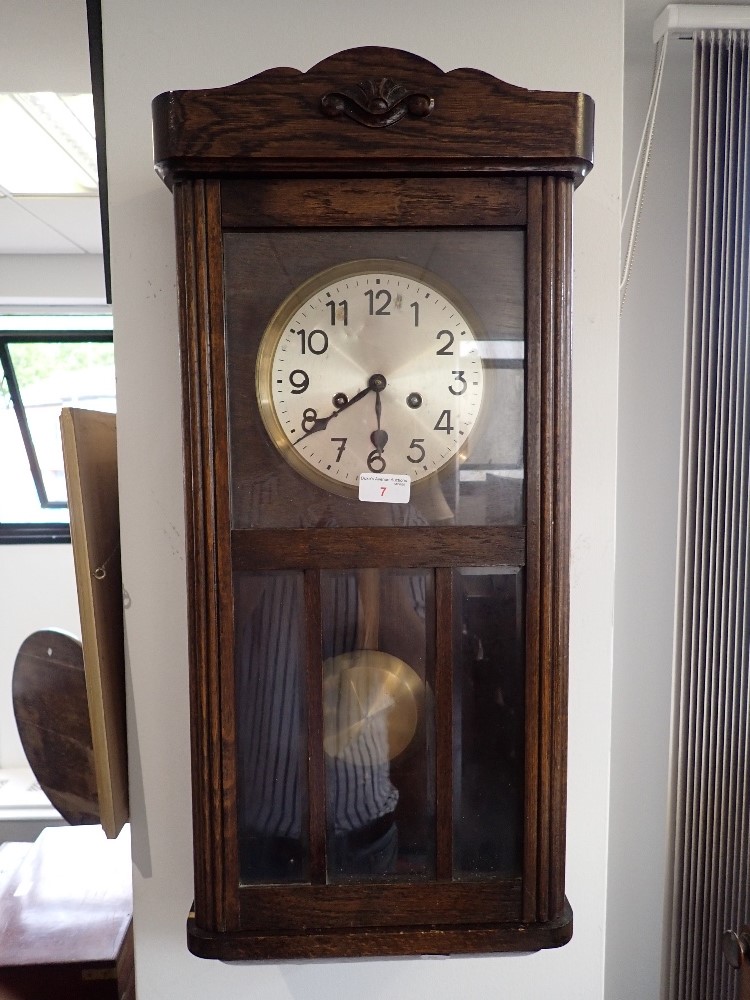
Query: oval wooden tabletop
12 629 99 825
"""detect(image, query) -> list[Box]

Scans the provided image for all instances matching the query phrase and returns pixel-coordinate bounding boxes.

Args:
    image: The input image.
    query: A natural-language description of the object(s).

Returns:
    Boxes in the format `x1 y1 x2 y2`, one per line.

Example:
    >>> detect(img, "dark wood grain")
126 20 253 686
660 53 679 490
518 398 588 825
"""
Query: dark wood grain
0 826 133 998
156 46 590 960
231 526 526 571
153 48 593 186
221 177 527 228
238 878 521 930
523 177 543 922
12 630 98 825
188 899 573 959
175 179 238 931
549 177 573 918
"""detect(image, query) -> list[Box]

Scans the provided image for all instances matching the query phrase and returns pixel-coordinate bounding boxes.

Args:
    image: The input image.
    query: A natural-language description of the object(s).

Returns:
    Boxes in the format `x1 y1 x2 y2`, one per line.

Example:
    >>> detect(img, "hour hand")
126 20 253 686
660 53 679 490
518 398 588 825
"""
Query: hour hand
291 374 387 445
370 428 389 452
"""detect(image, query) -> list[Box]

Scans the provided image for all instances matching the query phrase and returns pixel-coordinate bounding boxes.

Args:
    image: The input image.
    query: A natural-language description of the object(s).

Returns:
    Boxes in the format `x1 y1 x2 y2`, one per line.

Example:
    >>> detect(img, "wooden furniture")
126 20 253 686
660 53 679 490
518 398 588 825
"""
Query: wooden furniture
12 629 99 826
0 825 134 999
152 46 593 960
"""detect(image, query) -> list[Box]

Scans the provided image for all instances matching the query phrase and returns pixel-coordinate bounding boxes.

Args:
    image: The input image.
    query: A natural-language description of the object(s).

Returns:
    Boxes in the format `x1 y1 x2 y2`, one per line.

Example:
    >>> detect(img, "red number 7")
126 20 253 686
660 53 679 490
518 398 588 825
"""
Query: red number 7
380 486 387 497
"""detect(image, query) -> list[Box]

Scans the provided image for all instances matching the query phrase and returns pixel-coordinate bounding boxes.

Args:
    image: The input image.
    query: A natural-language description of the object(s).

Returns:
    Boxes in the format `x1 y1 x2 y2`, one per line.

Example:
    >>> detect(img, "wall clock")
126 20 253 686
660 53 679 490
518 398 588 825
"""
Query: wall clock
152 46 593 960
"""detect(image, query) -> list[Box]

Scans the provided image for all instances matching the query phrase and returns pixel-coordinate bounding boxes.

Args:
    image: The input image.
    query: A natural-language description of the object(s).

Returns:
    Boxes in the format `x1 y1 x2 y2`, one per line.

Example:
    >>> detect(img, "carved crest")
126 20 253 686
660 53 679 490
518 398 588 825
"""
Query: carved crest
320 76 434 128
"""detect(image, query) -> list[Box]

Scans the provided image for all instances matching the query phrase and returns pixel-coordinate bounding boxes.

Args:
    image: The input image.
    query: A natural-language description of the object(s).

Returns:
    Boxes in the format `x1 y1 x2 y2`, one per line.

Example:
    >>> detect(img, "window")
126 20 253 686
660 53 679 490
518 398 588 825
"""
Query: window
0 316 115 543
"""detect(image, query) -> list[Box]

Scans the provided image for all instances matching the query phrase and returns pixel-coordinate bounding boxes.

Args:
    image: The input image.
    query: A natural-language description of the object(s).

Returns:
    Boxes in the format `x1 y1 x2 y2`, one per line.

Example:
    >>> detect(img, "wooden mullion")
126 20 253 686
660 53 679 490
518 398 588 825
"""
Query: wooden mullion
204 179 240 927
304 569 327 883
523 177 543 922
231 526 526 572
435 567 454 880
176 179 225 931
535 175 557 924
548 178 573 916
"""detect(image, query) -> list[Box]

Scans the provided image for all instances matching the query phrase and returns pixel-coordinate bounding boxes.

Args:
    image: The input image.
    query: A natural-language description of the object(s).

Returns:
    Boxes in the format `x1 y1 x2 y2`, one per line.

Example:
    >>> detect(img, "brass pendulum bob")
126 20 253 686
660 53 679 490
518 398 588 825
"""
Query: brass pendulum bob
323 569 423 763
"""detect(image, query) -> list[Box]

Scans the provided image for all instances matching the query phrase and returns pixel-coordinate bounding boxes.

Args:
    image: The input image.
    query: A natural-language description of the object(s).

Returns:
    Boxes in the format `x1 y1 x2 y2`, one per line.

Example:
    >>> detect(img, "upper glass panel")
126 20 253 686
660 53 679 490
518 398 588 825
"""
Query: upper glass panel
224 230 524 529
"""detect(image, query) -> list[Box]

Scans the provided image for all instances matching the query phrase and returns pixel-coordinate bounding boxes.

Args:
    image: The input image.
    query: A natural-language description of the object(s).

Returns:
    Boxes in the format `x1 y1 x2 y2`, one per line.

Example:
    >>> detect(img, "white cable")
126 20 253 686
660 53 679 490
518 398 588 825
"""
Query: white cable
621 32 670 312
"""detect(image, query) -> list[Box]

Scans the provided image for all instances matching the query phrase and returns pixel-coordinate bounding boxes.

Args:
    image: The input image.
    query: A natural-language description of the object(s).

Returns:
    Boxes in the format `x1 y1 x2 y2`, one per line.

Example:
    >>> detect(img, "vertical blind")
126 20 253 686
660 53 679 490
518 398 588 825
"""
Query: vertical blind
670 28 750 1000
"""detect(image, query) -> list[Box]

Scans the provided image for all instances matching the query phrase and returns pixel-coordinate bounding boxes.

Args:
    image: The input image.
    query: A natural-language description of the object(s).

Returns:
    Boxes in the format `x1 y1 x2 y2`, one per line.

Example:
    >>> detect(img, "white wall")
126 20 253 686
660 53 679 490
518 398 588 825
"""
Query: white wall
101 1 622 996
0 255 106 307
0 545 81 766
605 36 693 1000
0 247 105 772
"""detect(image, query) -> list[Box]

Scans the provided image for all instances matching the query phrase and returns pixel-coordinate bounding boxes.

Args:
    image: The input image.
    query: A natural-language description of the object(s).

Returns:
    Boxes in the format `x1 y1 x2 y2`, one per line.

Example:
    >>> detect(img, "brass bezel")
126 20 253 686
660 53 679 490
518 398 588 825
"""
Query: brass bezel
255 258 486 498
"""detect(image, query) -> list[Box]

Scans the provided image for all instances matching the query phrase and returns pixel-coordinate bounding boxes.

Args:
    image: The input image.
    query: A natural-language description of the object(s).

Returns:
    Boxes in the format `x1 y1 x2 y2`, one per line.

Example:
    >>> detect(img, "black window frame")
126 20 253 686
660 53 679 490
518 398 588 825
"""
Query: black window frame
0 328 114 545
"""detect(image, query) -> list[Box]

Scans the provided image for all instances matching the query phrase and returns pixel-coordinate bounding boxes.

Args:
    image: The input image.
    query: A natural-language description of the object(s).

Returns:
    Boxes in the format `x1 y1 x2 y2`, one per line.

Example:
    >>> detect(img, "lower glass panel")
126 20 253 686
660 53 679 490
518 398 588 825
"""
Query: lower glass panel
321 568 434 881
453 567 524 878
235 572 310 884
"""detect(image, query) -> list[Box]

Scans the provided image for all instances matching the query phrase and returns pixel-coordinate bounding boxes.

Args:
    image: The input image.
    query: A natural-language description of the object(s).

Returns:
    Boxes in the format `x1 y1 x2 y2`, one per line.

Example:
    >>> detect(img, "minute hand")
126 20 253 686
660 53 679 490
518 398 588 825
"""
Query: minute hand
291 382 374 445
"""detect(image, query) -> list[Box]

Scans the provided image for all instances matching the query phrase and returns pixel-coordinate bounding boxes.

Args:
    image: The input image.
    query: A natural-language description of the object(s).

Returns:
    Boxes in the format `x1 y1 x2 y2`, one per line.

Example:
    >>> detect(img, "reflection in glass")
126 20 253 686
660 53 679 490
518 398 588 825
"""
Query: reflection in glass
453 567 524 878
322 569 434 881
224 228 526 530
235 572 310 884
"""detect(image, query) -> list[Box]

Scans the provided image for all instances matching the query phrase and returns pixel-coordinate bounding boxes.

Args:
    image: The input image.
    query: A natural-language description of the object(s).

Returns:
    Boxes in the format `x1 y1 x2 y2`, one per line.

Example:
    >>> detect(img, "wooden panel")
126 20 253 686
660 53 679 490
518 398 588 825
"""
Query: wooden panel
153 48 593 185
232 526 526 571
549 177 573 919
12 630 98 825
523 178 543 921
175 179 238 931
60 407 128 838
189 899 573 960
238 877 521 930
222 177 527 228
521 176 573 925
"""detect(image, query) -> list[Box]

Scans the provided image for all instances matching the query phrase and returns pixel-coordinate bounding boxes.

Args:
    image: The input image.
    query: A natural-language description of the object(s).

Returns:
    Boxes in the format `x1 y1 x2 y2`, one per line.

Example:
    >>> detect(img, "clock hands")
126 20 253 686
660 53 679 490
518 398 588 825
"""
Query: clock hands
370 387 388 454
292 373 387 445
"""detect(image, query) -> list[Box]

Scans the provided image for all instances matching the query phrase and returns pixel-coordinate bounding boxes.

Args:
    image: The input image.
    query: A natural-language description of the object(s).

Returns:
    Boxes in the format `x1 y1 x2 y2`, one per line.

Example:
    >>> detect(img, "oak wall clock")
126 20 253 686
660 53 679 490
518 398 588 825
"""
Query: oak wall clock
152 46 593 960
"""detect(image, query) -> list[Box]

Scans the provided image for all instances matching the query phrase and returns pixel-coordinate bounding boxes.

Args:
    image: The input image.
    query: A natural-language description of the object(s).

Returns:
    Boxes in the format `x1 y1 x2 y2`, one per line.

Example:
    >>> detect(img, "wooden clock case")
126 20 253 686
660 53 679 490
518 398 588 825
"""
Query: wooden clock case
152 46 593 960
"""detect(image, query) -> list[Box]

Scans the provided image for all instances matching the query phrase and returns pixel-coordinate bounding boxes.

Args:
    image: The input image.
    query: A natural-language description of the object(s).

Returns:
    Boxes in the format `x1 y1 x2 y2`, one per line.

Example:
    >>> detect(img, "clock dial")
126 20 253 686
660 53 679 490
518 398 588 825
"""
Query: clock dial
256 260 485 495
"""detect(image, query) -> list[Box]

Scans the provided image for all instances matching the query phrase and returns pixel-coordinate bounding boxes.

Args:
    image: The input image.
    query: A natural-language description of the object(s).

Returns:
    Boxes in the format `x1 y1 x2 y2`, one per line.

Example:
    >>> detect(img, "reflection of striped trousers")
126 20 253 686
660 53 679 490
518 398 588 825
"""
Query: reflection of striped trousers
236 573 398 841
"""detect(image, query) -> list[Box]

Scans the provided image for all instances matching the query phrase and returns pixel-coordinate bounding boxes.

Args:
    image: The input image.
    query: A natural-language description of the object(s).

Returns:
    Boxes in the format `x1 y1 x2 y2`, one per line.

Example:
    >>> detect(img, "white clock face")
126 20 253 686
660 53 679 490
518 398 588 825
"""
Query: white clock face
256 260 485 496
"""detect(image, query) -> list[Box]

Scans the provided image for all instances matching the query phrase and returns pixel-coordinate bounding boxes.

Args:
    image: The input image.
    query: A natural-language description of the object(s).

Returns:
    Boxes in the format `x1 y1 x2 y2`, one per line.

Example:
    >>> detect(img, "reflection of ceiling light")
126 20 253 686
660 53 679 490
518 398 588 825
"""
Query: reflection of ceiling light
0 93 98 195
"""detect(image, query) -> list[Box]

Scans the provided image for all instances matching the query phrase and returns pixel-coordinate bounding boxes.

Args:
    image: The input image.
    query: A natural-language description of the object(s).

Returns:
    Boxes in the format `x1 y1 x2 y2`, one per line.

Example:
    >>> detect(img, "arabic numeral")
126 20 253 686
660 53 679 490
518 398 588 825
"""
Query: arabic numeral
296 328 329 355
331 437 347 462
436 330 454 355
367 449 386 473
289 369 309 394
448 371 467 395
326 300 348 325
406 438 426 463
365 288 391 316
301 407 318 432
434 409 454 434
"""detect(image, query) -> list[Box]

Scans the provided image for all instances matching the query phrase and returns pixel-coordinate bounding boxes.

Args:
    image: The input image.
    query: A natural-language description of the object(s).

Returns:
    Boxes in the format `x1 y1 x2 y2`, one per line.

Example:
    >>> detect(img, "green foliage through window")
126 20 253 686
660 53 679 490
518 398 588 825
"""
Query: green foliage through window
0 328 115 543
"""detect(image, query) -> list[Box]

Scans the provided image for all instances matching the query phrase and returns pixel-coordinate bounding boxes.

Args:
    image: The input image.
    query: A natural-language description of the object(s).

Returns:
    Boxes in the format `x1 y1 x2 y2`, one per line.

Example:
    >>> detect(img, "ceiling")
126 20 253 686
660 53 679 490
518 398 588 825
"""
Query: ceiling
0 0 101 257
2 0 749 259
